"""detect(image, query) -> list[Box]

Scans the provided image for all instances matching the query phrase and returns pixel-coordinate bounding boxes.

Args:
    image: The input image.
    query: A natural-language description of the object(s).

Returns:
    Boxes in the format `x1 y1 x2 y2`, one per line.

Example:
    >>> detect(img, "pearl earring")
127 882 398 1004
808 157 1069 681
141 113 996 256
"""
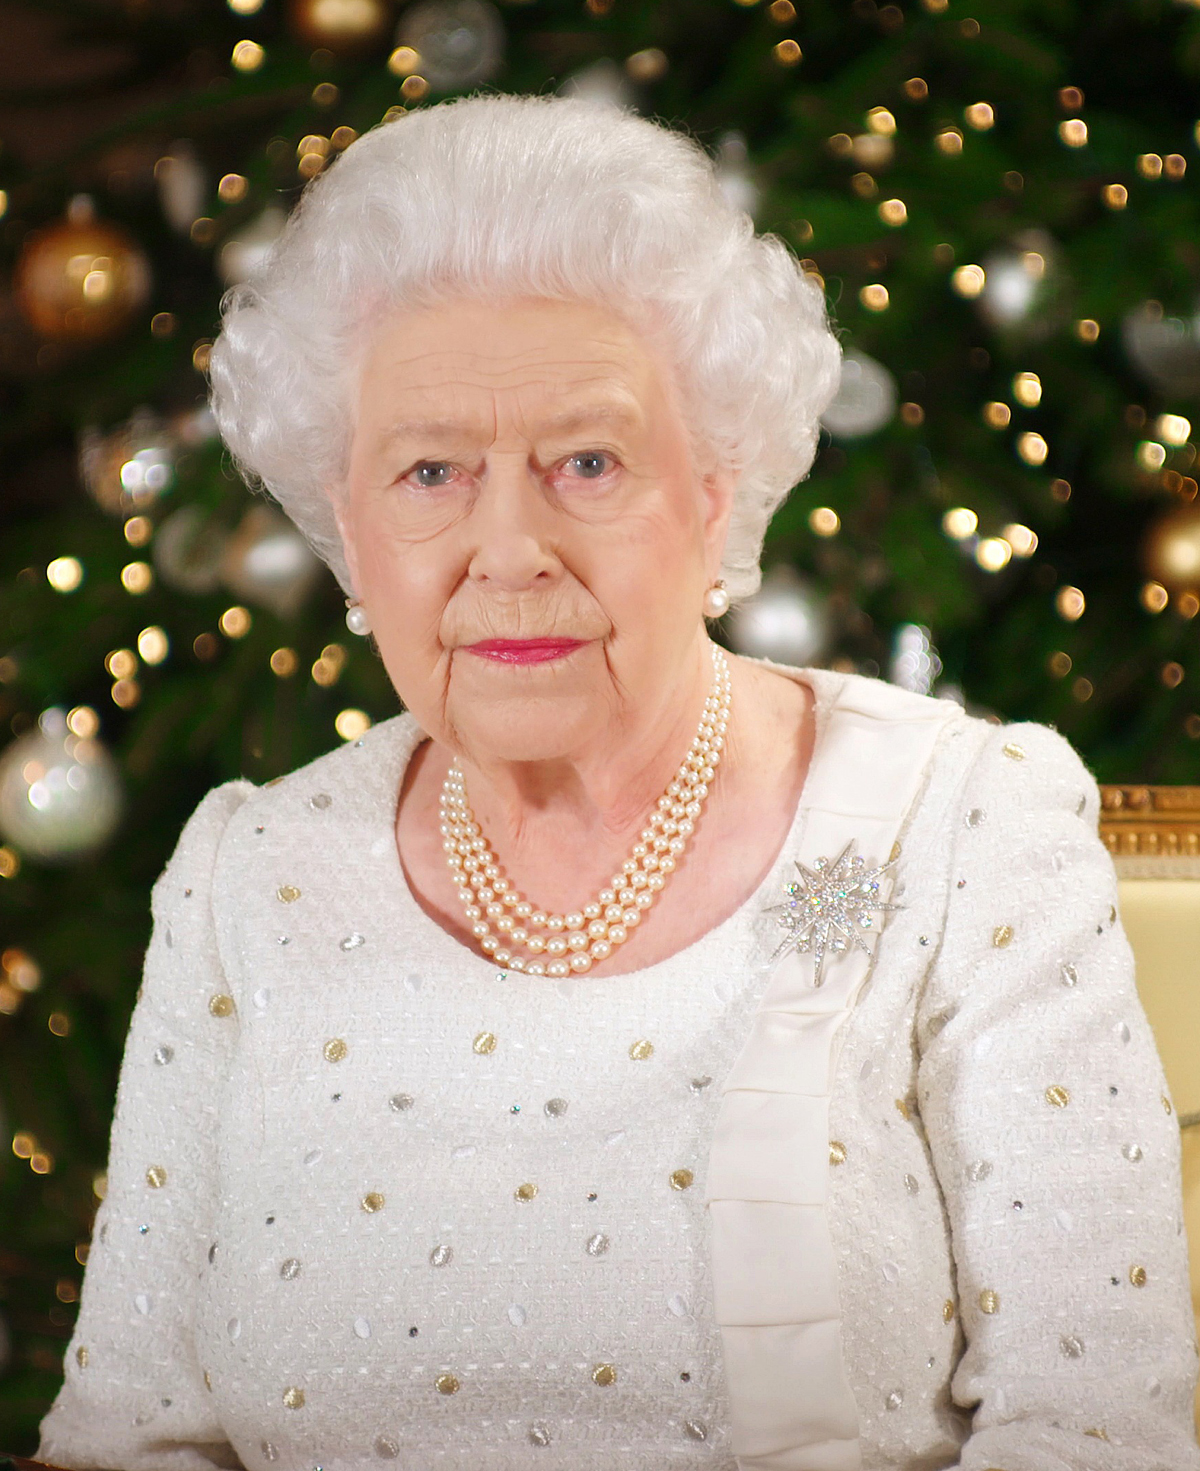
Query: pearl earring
702 580 729 619
345 599 371 636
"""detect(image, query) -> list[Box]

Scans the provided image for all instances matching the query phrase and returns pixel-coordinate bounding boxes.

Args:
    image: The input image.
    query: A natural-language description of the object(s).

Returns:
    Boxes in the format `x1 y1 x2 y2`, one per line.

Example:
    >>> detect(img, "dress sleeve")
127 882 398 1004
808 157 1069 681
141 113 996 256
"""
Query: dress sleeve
37 780 255 1471
915 721 1200 1470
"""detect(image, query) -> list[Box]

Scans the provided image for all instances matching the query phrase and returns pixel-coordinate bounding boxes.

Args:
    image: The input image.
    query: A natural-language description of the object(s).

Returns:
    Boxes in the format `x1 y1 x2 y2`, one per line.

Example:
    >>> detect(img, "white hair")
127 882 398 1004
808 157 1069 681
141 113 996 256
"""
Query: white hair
209 92 841 603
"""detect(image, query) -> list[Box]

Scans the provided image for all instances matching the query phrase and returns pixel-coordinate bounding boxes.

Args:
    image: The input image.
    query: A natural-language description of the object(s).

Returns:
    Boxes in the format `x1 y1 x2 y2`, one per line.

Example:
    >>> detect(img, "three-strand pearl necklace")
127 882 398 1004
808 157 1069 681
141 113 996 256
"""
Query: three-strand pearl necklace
439 644 732 976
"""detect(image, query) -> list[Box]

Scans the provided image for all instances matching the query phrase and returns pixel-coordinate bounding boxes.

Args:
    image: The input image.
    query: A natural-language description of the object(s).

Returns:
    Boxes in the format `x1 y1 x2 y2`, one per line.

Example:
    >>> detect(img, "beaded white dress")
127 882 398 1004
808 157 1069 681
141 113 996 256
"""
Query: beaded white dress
37 666 1200 1471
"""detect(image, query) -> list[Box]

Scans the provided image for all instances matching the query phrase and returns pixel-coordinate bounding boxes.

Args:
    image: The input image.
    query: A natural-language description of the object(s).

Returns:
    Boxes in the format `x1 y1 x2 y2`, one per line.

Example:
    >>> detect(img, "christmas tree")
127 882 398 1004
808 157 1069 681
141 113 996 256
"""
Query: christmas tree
2 0 1199 1451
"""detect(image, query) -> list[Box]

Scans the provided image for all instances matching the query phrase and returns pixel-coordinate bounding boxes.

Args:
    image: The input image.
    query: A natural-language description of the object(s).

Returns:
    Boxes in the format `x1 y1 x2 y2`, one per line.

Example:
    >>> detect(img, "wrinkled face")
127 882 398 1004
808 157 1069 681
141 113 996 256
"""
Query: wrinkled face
333 294 734 764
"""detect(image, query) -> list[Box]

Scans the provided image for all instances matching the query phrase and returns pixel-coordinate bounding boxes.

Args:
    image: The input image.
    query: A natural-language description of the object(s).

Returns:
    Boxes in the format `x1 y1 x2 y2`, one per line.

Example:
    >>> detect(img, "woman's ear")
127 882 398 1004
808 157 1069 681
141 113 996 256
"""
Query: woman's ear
701 466 737 579
328 484 362 598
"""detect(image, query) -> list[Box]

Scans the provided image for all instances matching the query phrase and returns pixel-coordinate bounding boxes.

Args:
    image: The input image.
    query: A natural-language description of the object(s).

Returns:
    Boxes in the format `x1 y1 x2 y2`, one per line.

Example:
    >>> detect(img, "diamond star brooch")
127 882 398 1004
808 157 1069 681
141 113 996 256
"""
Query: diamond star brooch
766 839 902 986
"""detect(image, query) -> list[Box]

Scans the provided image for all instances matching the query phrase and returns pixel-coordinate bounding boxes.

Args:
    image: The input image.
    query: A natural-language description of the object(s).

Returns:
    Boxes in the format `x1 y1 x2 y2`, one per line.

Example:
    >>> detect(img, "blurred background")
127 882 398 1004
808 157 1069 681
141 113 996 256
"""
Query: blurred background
1 0 1199 1451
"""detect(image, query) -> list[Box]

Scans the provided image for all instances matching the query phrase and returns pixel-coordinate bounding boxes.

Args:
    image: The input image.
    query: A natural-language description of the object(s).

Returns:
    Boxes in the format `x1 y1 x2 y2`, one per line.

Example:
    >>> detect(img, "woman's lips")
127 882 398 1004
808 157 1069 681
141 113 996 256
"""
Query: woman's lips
463 638 586 665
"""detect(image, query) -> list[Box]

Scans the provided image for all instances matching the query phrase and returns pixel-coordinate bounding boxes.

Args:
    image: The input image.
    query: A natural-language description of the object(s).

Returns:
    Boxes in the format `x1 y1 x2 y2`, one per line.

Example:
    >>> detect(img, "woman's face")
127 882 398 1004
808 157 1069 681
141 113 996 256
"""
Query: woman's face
333 294 734 765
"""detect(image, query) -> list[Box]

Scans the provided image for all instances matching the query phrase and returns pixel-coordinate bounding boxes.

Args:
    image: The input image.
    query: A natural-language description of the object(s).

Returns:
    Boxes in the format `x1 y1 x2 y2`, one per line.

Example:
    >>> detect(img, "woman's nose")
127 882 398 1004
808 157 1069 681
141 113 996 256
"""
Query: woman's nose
465 453 560 590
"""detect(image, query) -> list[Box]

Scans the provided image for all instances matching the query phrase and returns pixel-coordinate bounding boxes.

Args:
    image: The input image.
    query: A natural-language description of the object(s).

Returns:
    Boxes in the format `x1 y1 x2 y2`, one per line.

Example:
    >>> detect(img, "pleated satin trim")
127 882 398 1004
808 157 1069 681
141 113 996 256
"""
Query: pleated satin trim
706 674 962 1470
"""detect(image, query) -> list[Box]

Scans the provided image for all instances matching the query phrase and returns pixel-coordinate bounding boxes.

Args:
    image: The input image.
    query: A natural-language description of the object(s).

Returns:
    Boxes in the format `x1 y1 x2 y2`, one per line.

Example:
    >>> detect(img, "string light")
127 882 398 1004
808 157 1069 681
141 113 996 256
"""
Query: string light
388 46 420 76
137 627 169 665
903 77 928 101
1012 371 1042 407
335 709 372 741
231 39 265 71
773 39 802 65
878 198 907 226
1141 582 1170 614
860 283 889 311
1102 184 1128 210
942 508 978 539
218 173 249 203
1003 523 1038 557
808 507 840 536
46 557 84 593
1137 153 1163 179
935 127 964 155
964 102 994 130
976 538 1012 572
1059 118 1088 147
1056 586 1086 621
866 107 896 136
1137 441 1167 472
1076 318 1101 341
951 264 985 297
121 561 153 594
1156 414 1191 446
983 401 1011 429
1017 431 1048 466
219 606 252 638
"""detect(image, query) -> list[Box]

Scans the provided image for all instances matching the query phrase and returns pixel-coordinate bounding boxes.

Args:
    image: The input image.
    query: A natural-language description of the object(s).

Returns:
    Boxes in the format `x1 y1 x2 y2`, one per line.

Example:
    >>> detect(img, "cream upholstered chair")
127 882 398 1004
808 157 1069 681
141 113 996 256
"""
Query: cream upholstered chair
1101 785 1200 1434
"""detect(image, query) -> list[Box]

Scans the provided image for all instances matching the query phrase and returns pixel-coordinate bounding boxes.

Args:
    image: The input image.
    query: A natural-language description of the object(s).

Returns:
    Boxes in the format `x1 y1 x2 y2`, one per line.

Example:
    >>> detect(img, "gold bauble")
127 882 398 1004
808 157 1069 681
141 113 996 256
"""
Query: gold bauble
287 0 391 52
14 196 150 342
1143 503 1200 594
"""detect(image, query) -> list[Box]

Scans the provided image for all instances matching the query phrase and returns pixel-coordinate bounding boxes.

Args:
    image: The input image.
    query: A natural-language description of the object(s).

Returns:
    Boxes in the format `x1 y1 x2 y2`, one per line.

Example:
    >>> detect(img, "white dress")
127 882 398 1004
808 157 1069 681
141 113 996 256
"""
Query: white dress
37 667 1200 1471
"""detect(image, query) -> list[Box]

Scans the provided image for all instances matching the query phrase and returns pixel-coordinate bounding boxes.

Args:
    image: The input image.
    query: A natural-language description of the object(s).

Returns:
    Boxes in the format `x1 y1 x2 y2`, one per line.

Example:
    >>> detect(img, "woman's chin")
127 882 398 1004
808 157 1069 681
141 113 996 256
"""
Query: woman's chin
452 695 605 765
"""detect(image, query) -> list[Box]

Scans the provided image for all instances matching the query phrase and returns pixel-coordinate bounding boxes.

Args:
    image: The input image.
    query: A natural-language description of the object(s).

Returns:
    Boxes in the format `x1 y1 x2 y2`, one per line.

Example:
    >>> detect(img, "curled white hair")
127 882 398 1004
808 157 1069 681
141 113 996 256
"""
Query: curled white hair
209 91 841 603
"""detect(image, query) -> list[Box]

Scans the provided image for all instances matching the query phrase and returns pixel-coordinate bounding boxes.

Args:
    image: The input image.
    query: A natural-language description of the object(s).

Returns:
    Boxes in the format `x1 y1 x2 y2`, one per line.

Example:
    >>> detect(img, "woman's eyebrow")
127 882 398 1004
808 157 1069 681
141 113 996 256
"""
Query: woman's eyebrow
379 402 644 447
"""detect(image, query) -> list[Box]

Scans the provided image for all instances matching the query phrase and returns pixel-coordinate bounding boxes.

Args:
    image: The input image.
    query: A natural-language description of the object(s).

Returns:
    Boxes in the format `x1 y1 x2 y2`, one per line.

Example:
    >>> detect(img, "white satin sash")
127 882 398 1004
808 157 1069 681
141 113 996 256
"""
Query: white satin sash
706 676 961 1469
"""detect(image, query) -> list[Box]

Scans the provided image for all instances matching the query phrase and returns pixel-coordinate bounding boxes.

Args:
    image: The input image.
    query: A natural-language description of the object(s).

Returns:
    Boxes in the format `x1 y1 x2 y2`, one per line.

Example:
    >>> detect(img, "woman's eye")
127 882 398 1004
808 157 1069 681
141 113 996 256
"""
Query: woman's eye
409 461 454 488
564 451 613 479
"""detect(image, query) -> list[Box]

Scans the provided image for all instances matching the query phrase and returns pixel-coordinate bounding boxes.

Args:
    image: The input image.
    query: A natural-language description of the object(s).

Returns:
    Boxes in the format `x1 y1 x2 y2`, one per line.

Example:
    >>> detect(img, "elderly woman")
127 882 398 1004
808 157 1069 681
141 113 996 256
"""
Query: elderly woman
38 94 1200 1471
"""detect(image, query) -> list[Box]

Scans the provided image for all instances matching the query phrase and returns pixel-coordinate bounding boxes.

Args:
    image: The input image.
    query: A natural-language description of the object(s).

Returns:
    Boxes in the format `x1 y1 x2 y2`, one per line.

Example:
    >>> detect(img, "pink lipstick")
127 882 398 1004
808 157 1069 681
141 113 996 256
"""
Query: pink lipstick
464 638 585 665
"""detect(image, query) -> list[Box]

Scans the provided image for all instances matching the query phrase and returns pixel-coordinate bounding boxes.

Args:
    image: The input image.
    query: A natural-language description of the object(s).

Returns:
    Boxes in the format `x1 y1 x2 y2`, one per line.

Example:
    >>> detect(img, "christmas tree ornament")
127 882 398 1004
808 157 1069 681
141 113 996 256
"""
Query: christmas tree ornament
78 409 177 516
218 206 288 286
14 196 151 342
0 708 123 863
820 349 897 438
889 623 943 696
727 563 831 667
765 840 902 984
222 503 325 618
395 0 504 90
714 132 759 219
1142 503 1200 594
558 58 634 109
977 231 1063 336
155 143 207 234
288 0 392 53
153 506 230 594
1122 302 1200 398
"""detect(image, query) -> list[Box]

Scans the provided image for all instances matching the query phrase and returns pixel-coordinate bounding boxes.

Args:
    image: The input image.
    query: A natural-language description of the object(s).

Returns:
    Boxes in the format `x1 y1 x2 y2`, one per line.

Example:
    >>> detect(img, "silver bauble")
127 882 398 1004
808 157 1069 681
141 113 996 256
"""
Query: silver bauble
153 505 229 594
78 408 176 516
889 623 943 696
222 504 324 619
820 349 897 439
156 142 207 234
977 230 1063 335
1123 302 1200 398
396 0 504 90
727 564 831 667
0 709 123 862
219 206 288 286
558 58 633 109
714 132 759 220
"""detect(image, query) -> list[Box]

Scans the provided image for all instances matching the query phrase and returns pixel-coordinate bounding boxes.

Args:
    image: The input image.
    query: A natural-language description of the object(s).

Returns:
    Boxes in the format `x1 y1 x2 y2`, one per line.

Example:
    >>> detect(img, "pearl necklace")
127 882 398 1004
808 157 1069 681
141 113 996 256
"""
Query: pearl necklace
439 644 732 976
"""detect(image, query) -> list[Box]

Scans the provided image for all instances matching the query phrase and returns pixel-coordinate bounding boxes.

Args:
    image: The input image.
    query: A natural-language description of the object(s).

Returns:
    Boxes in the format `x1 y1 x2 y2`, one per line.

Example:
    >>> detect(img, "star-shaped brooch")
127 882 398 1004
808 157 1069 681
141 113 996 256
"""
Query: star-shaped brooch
765 839 902 986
